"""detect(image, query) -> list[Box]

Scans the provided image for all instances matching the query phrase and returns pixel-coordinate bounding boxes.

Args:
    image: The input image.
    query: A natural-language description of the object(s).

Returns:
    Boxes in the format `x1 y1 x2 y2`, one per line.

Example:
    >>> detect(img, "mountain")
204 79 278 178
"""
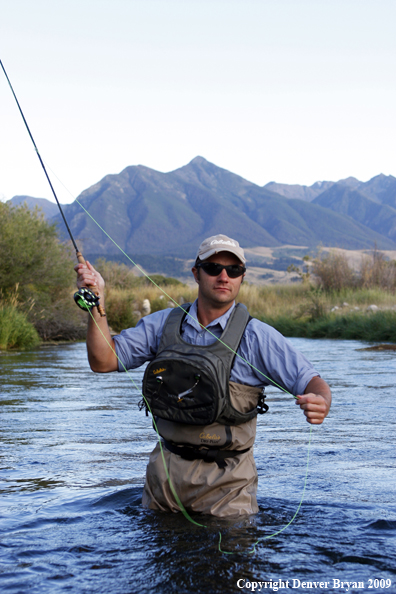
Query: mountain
312 183 396 242
264 174 396 205
53 157 281 258
264 180 334 201
8 195 59 218
7 159 396 264
49 157 394 257
359 174 396 208
336 176 362 189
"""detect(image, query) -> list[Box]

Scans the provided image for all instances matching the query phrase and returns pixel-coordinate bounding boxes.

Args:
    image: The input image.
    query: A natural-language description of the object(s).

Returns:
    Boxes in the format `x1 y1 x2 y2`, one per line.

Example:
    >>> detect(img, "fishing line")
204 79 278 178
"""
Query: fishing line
30 161 315 551
86 308 206 529
219 426 312 554
2 59 315 552
86 306 313 554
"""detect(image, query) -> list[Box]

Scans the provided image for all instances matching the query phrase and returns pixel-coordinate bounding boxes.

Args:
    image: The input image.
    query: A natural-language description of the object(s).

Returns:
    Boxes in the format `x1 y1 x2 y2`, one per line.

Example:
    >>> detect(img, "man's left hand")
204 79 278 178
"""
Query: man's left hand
296 377 332 424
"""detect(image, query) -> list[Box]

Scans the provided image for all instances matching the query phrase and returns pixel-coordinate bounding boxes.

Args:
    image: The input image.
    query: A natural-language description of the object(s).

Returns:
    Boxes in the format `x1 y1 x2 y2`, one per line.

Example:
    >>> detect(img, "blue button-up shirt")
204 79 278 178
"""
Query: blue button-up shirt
114 300 318 396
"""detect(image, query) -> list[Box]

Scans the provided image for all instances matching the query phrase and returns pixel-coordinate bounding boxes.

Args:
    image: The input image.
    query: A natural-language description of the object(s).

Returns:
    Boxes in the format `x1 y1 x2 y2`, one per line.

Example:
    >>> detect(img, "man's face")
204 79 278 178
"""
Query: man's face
192 252 245 309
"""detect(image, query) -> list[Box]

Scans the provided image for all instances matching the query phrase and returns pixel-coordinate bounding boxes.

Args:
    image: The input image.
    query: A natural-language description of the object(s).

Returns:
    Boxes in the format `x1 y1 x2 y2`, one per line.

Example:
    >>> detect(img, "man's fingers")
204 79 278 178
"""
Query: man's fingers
74 262 99 289
298 401 327 412
302 408 326 424
296 393 328 424
305 417 325 425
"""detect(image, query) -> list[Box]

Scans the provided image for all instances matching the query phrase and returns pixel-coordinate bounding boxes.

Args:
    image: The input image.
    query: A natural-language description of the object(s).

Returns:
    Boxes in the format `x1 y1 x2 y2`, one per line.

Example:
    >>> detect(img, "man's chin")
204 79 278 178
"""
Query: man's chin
212 291 234 304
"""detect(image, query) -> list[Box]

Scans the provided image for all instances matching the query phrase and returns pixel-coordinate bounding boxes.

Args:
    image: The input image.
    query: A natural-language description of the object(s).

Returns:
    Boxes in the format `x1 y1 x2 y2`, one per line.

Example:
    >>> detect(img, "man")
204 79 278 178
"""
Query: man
75 234 331 517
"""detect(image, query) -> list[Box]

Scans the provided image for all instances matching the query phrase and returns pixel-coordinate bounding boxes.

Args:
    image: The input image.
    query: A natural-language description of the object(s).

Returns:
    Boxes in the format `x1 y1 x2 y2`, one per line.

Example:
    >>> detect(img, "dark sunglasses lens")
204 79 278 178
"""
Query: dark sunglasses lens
200 263 245 278
200 263 222 276
226 265 245 278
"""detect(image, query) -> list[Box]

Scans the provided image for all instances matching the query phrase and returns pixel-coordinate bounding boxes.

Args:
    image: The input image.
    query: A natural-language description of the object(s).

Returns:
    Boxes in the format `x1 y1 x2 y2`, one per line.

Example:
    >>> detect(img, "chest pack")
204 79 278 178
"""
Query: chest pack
142 303 265 426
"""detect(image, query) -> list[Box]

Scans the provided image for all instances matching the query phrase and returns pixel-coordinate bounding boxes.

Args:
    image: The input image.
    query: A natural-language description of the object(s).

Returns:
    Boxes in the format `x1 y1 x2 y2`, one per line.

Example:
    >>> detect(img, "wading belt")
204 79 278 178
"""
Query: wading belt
162 439 251 469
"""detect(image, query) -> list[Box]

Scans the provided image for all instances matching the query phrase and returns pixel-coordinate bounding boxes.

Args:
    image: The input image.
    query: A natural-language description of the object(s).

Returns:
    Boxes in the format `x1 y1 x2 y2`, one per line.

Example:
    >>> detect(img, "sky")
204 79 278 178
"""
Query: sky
1 0 395 204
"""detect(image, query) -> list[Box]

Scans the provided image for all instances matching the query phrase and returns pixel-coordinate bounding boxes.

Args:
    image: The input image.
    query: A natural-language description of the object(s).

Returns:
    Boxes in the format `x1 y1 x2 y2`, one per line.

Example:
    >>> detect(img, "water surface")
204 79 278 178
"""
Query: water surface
1 339 395 593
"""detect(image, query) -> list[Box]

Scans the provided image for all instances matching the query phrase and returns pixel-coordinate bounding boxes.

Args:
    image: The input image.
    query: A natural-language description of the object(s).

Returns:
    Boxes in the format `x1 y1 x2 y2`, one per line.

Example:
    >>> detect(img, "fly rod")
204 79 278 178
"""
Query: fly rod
1 59 105 316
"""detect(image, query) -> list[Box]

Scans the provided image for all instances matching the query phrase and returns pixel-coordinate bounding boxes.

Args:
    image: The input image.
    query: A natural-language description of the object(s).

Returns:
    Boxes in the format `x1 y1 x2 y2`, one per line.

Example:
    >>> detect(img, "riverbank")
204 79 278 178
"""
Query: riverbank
2 280 396 349
238 283 396 342
258 310 396 342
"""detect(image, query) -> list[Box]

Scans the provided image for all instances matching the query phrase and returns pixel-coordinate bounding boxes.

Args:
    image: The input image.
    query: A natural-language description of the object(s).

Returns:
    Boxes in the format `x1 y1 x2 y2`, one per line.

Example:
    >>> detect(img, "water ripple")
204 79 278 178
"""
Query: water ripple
1 340 395 593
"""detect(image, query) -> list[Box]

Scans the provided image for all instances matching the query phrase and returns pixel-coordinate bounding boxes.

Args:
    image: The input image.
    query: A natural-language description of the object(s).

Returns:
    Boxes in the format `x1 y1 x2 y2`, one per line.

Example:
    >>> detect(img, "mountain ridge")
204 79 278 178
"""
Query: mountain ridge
7 157 396 261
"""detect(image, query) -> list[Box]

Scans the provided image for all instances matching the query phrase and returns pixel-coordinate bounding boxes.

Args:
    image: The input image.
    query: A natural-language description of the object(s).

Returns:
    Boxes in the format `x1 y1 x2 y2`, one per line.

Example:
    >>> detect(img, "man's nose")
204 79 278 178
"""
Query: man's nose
217 268 229 280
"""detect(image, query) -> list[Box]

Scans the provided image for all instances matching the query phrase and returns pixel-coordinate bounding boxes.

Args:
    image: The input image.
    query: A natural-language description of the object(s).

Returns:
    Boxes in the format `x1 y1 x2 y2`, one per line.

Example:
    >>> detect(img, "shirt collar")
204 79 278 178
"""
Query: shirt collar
184 299 236 332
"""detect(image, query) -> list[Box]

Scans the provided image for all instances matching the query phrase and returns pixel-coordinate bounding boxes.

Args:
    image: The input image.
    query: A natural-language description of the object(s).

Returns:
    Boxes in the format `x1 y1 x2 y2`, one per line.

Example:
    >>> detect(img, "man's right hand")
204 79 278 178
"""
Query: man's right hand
74 261 105 296
74 261 118 373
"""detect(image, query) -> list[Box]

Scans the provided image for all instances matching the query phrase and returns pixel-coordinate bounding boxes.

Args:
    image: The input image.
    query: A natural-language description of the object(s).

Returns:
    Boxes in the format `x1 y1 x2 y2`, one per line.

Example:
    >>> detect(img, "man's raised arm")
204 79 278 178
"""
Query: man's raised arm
75 261 118 373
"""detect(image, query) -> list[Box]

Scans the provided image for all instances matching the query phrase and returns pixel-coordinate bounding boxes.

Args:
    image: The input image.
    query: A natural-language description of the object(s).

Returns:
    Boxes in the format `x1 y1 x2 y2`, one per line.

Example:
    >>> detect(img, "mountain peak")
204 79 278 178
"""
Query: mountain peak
337 176 361 188
188 156 209 166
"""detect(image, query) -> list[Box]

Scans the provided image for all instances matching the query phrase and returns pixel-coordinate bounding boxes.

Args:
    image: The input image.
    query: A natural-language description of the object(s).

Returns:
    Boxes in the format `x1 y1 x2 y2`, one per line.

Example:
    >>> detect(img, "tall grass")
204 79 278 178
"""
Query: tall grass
0 289 40 350
237 283 308 319
105 284 198 332
239 281 396 341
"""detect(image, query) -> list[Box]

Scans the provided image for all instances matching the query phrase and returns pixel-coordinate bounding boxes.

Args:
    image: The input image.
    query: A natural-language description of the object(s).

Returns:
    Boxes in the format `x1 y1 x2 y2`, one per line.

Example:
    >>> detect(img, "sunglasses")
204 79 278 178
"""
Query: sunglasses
197 262 246 278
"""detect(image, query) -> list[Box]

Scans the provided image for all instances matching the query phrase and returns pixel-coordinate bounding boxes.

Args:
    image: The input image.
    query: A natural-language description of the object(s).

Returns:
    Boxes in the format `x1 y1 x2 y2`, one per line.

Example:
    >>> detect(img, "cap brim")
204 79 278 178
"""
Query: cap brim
199 247 246 264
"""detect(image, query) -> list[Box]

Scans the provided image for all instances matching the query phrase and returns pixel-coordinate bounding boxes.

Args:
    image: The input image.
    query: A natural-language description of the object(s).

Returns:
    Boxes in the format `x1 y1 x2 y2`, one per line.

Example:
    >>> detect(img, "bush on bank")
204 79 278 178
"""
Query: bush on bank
311 248 396 292
0 301 40 350
259 311 396 342
0 202 74 298
0 203 87 347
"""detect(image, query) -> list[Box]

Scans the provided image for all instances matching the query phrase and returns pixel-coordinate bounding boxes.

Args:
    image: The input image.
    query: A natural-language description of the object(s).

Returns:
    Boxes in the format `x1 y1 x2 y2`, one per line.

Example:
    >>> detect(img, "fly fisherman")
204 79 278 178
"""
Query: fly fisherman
75 234 331 517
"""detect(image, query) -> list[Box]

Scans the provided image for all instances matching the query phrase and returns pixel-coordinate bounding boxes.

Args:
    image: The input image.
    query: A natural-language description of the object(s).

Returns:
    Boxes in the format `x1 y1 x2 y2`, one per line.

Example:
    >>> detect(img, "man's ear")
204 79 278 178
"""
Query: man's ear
192 267 200 284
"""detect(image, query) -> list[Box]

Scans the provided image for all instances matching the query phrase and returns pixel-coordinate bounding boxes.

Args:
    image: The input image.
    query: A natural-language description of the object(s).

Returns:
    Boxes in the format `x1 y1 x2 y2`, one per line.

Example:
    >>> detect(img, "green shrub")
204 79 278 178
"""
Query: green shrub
0 202 74 299
258 311 396 342
0 302 40 349
0 202 89 342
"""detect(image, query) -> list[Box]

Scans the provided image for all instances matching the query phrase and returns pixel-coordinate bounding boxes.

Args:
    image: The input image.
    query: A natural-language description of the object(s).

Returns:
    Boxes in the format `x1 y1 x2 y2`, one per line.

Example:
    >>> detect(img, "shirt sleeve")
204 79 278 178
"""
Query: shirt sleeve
234 318 320 396
113 308 172 371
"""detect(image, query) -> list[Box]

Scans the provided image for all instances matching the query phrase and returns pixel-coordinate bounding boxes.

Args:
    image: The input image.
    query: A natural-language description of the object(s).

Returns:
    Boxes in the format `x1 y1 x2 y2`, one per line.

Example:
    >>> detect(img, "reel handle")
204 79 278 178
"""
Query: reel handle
76 251 106 317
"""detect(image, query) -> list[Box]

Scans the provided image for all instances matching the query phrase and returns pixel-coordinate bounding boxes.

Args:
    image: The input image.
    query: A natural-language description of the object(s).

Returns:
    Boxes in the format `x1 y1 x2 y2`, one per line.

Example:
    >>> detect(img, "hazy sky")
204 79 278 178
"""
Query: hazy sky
1 0 395 204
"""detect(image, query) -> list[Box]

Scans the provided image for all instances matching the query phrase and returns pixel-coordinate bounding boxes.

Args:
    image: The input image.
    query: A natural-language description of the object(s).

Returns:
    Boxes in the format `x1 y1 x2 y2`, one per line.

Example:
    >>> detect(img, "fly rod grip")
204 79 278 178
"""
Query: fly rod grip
76 251 106 317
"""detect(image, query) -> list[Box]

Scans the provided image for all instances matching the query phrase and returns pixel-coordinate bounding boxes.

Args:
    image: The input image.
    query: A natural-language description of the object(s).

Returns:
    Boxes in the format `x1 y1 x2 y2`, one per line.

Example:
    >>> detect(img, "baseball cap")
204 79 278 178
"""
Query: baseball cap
196 234 246 264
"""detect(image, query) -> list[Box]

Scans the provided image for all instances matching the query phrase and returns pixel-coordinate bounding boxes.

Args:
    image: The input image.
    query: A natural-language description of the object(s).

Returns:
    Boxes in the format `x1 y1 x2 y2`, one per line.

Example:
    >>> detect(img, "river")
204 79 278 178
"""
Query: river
0 339 395 593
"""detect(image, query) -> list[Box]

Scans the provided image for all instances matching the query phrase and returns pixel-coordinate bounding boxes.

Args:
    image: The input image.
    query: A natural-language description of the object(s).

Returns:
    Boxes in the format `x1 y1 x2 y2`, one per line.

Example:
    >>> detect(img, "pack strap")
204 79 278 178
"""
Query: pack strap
162 440 251 469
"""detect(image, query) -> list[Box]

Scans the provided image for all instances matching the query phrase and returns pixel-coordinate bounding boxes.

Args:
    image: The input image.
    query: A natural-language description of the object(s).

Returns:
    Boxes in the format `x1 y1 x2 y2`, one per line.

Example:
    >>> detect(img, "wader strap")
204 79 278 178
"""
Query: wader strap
162 440 251 469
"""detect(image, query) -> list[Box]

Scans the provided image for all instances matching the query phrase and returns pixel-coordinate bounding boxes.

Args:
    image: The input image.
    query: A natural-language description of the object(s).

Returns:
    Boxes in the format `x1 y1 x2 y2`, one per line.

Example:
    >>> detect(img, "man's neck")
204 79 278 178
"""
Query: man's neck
196 300 234 328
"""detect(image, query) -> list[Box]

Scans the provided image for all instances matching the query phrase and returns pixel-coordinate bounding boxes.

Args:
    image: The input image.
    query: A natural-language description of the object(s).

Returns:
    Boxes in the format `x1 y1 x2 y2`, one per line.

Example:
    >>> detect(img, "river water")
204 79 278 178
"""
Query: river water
0 339 395 594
